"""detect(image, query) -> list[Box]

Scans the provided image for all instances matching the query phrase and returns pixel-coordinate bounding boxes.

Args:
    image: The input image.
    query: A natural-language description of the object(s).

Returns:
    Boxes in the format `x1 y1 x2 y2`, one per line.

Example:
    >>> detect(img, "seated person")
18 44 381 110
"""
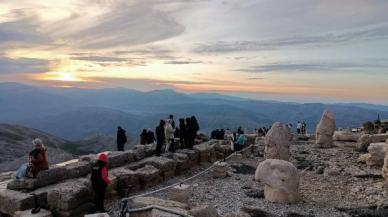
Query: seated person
28 138 49 178
234 134 246 152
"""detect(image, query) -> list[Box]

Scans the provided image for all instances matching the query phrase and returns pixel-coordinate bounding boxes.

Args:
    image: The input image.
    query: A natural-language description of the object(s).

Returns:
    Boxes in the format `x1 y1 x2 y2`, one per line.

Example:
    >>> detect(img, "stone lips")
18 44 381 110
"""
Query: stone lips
316 110 336 148
264 122 292 161
255 159 300 203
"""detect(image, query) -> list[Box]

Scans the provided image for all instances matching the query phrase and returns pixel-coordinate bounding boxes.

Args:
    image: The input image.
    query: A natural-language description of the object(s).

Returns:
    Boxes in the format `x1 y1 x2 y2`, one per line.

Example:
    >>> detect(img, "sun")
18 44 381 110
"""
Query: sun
37 72 84 82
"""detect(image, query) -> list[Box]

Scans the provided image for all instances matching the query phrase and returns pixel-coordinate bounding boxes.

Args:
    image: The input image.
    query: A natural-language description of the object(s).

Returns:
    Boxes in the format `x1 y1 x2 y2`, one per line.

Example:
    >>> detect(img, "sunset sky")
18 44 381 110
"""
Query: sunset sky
0 0 388 104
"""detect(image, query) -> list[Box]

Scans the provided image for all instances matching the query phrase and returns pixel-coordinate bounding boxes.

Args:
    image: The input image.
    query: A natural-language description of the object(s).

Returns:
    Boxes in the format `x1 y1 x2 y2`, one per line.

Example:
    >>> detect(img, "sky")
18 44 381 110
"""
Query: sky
0 0 388 104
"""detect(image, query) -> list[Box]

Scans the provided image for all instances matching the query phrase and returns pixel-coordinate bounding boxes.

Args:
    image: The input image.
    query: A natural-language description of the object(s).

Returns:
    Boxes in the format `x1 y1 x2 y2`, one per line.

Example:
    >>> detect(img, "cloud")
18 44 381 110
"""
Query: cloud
0 57 50 74
236 61 388 73
194 23 388 53
164 59 203 64
0 19 50 46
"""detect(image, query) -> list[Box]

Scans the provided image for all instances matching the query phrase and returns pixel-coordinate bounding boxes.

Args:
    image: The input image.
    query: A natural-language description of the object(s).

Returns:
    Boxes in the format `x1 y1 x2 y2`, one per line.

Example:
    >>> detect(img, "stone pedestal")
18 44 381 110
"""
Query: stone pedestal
168 184 192 204
14 209 53 217
212 162 228 178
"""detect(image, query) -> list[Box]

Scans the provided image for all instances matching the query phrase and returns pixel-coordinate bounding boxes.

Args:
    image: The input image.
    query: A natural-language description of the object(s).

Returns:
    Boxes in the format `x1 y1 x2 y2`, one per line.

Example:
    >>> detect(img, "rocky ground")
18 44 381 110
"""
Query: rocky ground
107 140 388 217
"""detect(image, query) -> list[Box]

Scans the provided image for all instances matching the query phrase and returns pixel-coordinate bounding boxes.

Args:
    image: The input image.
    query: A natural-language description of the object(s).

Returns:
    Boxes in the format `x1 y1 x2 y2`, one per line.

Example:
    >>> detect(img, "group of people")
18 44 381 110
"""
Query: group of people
139 128 155 145
211 127 247 152
296 121 307 134
155 115 200 156
255 127 269 137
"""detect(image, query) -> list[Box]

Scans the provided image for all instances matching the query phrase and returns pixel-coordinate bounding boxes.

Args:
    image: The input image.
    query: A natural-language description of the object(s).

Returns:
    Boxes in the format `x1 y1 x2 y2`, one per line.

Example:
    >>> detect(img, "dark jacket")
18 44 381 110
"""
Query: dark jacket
91 161 111 189
117 128 127 145
146 131 155 144
156 125 165 144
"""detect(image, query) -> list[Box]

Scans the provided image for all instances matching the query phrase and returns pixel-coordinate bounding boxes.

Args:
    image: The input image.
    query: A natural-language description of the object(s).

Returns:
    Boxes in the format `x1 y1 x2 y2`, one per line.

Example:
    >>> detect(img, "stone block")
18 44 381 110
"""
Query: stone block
140 156 177 180
0 190 35 215
176 149 199 167
53 202 94 217
47 178 92 211
111 167 139 195
7 167 67 190
135 165 162 189
14 209 53 217
84 213 110 217
212 162 228 178
64 161 92 179
107 151 136 169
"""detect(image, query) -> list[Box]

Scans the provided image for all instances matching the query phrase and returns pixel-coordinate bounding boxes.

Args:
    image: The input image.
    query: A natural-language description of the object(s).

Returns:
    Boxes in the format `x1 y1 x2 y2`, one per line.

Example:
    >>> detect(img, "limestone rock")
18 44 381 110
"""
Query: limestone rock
366 143 388 167
333 131 359 142
111 167 139 195
141 156 177 180
315 111 336 148
176 149 200 167
264 122 292 161
224 212 251 217
255 159 299 203
52 202 94 217
189 205 220 217
14 209 53 217
194 141 218 164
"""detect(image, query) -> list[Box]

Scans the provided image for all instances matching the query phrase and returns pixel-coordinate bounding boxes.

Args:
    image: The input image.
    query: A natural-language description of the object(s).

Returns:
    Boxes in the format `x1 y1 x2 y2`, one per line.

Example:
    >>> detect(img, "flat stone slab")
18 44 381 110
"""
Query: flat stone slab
14 209 53 217
128 196 189 211
84 213 110 217
107 151 136 168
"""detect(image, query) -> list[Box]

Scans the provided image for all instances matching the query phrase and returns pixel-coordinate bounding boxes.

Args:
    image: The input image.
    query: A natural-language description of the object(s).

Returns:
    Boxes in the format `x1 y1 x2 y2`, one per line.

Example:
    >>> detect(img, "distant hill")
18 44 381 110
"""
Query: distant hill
0 82 387 141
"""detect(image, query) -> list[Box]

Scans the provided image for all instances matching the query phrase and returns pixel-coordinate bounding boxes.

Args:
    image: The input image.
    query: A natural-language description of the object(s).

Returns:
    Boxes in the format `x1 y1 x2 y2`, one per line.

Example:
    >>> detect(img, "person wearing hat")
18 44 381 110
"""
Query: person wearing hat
28 138 49 178
91 153 111 213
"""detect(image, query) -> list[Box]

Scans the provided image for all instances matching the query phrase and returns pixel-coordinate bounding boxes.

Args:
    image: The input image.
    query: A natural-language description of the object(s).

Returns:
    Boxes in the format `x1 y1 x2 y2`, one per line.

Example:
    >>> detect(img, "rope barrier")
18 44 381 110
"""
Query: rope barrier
119 142 254 216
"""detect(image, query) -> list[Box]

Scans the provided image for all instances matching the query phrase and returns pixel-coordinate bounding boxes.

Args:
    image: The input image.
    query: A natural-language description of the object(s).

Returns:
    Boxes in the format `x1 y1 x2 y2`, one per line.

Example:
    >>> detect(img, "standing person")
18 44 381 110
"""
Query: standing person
146 128 155 144
28 138 49 178
116 126 127 151
91 153 111 213
237 126 244 135
296 121 302 134
168 114 175 129
234 134 246 152
185 117 192 148
188 116 199 149
155 120 166 156
302 121 307 134
165 119 175 152
140 129 147 145
178 118 186 149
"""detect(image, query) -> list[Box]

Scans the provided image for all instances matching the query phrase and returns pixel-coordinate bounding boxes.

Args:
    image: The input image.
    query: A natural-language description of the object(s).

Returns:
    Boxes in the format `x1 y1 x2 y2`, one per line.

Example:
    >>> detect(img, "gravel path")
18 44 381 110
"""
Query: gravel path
108 141 386 217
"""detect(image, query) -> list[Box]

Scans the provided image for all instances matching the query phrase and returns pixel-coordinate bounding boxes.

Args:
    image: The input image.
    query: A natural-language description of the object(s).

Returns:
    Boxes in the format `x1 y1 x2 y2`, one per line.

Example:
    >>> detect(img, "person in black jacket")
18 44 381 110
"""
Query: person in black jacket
146 128 155 144
91 153 111 213
178 118 186 149
155 120 166 156
187 116 199 149
116 126 127 151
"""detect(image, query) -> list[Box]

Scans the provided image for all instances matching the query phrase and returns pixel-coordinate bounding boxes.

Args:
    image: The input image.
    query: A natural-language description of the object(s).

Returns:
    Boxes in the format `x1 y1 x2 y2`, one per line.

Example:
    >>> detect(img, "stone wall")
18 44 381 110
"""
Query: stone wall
0 139 241 217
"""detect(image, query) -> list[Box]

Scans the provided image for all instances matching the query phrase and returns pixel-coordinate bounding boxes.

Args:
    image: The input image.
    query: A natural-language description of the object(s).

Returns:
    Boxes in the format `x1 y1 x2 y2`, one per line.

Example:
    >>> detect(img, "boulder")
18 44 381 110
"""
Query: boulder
366 143 388 167
356 134 388 152
333 131 359 142
264 122 292 161
189 205 220 217
255 159 299 203
107 151 136 168
47 178 92 211
0 190 36 215
168 184 192 204
315 111 336 148
135 165 162 188
14 209 53 217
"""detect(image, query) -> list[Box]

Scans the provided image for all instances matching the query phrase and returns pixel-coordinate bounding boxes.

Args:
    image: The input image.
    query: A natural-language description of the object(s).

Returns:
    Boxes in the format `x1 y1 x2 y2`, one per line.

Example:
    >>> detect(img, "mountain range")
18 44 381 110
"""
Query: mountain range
1 82 387 142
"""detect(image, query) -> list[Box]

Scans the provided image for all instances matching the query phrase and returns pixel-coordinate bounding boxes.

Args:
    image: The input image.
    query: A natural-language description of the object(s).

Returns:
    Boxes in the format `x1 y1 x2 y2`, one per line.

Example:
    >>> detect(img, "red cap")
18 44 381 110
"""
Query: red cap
98 153 108 163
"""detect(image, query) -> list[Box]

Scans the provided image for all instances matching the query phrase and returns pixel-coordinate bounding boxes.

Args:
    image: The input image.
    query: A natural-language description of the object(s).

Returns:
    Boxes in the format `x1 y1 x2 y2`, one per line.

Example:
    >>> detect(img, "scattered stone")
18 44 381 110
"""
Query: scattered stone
223 212 251 217
315 110 336 148
14 209 53 217
255 159 300 203
241 206 277 217
230 163 256 175
264 122 292 161
189 204 220 217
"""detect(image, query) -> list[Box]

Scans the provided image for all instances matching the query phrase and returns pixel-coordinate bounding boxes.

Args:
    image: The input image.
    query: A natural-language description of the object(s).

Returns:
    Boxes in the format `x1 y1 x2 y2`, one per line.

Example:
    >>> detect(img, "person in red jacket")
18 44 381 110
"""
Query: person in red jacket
91 153 111 213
